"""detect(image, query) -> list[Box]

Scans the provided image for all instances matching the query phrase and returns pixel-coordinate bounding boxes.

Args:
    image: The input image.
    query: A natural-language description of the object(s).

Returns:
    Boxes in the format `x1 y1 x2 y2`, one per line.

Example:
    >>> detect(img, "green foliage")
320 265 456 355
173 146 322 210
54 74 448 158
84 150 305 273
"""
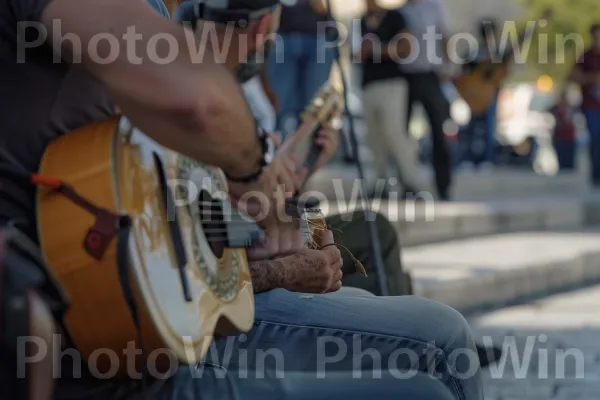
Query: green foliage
514 0 600 82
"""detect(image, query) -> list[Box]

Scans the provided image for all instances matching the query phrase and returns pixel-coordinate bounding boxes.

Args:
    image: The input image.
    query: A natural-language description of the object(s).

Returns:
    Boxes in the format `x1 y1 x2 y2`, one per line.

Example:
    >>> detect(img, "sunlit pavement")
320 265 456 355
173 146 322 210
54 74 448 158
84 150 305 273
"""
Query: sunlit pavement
470 284 600 400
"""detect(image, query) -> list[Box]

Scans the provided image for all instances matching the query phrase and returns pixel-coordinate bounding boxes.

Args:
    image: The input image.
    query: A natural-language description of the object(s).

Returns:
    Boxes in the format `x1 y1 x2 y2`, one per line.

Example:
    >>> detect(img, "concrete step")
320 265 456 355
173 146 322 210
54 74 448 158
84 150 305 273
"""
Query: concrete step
403 228 600 313
306 165 589 202
319 193 600 247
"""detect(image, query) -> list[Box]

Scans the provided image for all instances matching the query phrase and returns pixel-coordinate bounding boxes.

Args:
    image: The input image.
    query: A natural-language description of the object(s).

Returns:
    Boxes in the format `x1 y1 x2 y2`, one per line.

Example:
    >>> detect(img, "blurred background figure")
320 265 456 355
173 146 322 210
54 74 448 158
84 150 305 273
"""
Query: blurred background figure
400 0 454 201
455 18 501 170
356 0 426 197
570 23 600 187
551 88 578 171
267 0 336 138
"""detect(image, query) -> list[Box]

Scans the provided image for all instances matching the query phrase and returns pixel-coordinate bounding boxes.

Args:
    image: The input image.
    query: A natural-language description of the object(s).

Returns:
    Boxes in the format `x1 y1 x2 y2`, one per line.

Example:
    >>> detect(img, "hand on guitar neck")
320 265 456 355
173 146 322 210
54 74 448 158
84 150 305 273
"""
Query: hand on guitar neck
235 83 343 261
234 123 338 261
229 151 308 261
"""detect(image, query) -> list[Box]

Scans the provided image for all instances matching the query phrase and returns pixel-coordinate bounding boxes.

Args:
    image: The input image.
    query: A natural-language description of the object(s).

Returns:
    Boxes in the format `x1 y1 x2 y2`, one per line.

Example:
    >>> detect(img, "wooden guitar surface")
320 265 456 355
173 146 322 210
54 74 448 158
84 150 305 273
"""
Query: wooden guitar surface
453 60 508 116
454 11 551 116
36 116 254 376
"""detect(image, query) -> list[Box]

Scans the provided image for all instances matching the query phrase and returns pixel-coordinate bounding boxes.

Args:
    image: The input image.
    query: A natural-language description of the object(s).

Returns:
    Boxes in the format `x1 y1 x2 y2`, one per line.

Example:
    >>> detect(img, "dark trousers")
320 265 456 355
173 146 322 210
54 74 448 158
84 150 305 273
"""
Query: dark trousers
553 139 577 171
406 72 452 199
325 211 412 296
585 111 600 184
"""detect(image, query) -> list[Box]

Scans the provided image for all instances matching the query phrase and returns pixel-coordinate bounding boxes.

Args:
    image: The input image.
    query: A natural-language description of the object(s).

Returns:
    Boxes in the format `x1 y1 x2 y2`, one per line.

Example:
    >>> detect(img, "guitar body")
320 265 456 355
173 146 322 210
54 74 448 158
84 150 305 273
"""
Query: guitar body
453 60 507 116
36 116 254 375
454 10 552 116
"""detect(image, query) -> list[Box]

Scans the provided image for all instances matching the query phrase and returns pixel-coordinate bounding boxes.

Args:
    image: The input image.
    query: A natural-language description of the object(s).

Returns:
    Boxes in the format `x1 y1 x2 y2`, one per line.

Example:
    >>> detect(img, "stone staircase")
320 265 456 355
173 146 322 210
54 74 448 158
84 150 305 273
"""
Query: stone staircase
313 167 600 313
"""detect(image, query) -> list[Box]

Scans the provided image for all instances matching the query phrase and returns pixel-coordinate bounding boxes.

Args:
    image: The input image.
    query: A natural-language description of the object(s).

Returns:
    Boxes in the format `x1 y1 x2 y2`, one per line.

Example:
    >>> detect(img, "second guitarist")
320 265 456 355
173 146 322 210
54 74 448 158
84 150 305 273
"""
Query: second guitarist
455 19 502 168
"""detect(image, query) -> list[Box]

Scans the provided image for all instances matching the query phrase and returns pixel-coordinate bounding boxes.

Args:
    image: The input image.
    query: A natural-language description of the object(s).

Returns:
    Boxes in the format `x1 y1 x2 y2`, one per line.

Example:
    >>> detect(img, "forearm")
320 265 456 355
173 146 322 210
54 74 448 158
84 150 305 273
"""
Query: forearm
249 259 285 294
381 42 410 60
42 0 260 176
309 0 329 15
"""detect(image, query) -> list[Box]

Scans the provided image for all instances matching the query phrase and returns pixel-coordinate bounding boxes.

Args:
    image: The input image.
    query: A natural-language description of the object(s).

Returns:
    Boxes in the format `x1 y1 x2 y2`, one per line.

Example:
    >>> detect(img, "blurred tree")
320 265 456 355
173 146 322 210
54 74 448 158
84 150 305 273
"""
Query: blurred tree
515 0 600 82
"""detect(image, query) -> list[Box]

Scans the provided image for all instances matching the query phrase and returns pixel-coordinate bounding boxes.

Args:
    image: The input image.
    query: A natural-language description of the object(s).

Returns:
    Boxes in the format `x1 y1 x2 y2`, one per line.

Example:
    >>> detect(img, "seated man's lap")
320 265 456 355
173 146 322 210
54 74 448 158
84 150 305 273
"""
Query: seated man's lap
251 288 470 354
203 288 479 399
150 366 457 400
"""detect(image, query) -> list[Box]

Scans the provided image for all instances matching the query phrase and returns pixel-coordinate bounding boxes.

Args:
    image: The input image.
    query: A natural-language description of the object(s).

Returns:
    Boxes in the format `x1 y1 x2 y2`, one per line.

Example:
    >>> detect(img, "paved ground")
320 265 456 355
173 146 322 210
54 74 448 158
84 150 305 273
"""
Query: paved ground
469 284 600 400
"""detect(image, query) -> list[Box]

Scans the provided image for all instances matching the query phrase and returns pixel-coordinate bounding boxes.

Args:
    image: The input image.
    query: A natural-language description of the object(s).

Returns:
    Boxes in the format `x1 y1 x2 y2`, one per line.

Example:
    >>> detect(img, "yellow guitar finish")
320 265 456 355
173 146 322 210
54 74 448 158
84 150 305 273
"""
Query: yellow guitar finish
36 116 254 376
453 66 501 117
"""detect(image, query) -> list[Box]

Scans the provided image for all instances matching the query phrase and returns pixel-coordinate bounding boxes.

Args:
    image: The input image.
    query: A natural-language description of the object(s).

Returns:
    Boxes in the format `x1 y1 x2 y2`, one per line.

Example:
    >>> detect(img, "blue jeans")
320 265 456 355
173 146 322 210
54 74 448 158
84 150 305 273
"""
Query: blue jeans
152 368 457 399
456 96 497 167
584 111 600 183
199 288 483 400
266 34 335 137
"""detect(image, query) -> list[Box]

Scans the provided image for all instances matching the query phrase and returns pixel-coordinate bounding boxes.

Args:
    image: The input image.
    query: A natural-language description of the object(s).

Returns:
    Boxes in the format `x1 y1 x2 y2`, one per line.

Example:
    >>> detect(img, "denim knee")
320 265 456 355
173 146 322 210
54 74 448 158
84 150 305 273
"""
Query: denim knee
428 300 479 375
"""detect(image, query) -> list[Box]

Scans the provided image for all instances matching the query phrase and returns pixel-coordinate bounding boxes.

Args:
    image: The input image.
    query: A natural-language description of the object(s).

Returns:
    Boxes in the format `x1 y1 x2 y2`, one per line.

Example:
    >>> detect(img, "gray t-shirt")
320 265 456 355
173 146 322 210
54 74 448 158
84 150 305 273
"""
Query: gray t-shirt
399 0 449 73
0 0 114 239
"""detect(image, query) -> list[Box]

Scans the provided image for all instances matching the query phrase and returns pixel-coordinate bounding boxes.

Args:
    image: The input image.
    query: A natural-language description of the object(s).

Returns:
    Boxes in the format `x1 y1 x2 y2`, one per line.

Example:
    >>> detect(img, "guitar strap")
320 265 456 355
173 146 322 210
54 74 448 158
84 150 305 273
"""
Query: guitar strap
0 162 148 386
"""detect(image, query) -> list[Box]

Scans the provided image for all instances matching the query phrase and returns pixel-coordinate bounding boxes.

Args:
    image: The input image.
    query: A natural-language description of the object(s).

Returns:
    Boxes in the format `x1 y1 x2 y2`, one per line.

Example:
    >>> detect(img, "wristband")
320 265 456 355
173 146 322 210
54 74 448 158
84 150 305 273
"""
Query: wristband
225 126 274 183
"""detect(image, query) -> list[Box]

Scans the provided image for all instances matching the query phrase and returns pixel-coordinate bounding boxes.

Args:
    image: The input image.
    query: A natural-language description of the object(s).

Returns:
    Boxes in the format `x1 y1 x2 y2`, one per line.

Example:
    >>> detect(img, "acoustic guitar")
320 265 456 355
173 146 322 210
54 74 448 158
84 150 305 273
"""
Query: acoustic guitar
35 83 345 376
453 11 552 116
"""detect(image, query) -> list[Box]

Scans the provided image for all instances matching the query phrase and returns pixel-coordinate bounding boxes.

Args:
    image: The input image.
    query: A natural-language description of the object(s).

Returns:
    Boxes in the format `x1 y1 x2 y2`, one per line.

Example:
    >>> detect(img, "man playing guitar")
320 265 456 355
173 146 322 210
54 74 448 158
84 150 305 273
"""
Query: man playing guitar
455 18 502 168
1 0 482 399
175 2 484 400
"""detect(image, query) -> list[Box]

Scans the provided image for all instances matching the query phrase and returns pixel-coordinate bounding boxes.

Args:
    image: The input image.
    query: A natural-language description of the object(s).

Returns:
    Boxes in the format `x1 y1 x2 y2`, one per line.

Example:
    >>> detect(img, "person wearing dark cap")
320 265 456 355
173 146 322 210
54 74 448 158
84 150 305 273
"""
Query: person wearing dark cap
171 3 484 400
570 23 600 186
0 0 470 398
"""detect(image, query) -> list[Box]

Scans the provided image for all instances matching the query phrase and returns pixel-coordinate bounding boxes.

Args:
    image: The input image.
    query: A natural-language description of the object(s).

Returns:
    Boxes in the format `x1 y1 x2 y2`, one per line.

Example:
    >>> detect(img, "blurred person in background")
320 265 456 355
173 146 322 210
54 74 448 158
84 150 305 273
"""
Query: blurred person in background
266 0 336 138
551 88 578 171
245 55 415 297
456 18 501 170
570 23 600 186
400 0 453 201
356 0 427 198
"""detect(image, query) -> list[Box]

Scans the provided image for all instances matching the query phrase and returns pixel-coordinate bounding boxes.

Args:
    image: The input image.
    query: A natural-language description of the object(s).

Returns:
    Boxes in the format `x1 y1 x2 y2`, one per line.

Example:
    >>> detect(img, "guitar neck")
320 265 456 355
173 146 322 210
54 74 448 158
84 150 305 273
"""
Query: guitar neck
292 119 326 192
303 128 324 171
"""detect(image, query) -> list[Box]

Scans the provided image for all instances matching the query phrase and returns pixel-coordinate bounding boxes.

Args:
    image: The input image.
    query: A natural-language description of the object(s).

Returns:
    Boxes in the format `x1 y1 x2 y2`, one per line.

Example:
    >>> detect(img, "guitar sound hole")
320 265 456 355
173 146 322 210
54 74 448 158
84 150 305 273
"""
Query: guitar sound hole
198 190 226 259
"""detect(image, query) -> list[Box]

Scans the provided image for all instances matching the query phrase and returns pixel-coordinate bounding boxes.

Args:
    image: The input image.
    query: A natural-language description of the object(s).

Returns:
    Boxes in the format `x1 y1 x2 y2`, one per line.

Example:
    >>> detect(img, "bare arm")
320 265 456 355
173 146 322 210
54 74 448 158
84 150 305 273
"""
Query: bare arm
42 0 261 177
249 259 285 294
250 241 342 294
309 0 329 15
